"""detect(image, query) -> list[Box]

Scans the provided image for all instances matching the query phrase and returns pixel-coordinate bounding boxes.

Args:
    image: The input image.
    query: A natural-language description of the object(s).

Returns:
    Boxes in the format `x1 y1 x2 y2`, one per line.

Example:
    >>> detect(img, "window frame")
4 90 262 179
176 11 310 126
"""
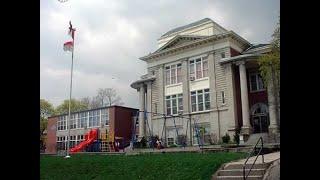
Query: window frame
165 63 182 86
190 88 210 112
165 93 183 115
189 55 209 80
249 73 265 92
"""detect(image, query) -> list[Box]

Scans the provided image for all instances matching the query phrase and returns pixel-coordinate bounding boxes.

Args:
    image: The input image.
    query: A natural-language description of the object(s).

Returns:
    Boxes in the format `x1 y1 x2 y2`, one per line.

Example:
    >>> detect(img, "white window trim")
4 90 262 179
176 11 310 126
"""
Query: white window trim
249 73 265 93
190 89 210 112
165 63 182 86
166 94 183 115
189 55 209 81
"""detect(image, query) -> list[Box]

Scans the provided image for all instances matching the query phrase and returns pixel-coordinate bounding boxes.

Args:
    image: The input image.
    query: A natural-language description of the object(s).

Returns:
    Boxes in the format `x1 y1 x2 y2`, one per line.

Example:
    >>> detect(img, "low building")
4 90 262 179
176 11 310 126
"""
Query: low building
45 105 138 154
131 18 280 146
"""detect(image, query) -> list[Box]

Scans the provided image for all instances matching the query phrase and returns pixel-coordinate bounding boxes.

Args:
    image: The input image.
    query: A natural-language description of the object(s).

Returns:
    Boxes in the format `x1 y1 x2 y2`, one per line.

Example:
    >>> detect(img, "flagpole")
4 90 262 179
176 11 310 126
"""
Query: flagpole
65 26 75 159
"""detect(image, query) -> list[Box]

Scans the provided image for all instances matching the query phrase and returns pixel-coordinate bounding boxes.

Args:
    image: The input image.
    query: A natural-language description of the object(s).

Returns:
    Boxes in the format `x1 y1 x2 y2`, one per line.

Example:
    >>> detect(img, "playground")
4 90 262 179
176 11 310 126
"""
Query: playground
40 152 245 180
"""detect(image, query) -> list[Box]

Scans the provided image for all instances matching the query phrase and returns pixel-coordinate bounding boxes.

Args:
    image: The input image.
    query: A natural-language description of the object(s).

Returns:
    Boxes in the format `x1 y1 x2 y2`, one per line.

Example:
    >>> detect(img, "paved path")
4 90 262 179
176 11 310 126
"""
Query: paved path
227 151 280 165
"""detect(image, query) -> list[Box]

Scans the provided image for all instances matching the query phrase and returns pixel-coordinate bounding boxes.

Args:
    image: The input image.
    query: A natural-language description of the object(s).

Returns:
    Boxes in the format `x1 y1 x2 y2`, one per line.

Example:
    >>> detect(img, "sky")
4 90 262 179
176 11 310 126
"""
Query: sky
40 0 279 109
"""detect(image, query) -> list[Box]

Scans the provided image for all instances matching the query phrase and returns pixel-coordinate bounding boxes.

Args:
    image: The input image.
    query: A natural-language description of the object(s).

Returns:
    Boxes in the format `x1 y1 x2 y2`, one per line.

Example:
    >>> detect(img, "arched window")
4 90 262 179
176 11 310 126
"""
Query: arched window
250 103 269 133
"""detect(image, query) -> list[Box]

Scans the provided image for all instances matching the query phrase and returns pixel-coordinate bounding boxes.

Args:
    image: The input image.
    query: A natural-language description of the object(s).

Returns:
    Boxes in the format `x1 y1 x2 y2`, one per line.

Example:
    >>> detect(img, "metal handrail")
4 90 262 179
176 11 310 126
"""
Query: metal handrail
243 137 264 180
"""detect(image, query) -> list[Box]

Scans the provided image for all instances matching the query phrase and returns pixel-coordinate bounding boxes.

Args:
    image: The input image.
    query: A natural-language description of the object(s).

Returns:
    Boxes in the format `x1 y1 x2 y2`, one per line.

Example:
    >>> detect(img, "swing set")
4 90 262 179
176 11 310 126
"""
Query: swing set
130 110 204 149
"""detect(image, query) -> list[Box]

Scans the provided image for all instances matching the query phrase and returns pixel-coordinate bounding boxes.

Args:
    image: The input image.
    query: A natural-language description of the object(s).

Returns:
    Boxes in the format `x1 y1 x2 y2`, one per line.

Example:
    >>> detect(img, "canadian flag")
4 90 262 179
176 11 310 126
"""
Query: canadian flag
63 41 73 52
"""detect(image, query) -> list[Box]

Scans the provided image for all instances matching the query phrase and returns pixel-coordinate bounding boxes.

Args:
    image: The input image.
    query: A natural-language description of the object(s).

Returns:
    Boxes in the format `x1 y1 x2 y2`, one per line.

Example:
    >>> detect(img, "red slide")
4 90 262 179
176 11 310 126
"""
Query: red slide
70 128 98 153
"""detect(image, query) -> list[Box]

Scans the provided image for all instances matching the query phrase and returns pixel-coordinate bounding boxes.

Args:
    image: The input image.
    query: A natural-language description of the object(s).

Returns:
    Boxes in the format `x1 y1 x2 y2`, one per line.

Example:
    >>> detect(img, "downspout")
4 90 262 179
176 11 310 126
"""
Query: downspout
213 52 221 142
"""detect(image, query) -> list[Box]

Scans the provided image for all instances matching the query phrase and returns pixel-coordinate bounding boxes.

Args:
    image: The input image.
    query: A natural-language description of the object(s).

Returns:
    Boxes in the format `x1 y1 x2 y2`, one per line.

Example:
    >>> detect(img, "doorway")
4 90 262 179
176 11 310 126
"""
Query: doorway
250 103 269 133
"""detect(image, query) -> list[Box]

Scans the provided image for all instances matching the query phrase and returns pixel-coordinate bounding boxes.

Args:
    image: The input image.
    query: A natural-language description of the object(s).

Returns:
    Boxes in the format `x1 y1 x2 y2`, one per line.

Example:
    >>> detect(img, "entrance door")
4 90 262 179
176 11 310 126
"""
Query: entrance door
251 103 269 133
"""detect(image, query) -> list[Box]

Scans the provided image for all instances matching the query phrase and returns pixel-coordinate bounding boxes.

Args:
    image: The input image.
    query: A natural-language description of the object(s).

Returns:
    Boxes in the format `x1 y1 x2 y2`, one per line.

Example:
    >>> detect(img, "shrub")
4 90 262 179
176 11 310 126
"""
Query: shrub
140 137 147 148
169 144 178 148
222 133 230 144
233 128 240 145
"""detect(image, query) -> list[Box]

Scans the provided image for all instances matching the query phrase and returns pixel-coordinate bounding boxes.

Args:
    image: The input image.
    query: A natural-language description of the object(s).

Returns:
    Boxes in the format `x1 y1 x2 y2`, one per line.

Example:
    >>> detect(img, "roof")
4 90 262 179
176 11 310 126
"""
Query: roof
140 31 251 61
130 75 156 89
161 18 213 37
220 54 262 64
243 44 271 54
48 105 139 118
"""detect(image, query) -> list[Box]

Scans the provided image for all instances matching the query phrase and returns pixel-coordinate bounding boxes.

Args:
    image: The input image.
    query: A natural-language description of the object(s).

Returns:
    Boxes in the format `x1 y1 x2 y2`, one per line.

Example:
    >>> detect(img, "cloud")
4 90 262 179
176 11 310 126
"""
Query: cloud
41 0 279 108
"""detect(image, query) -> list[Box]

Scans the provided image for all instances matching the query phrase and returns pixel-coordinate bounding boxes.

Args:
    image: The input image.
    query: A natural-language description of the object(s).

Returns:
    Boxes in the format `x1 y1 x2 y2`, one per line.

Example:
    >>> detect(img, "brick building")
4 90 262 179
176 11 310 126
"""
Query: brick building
45 105 138 154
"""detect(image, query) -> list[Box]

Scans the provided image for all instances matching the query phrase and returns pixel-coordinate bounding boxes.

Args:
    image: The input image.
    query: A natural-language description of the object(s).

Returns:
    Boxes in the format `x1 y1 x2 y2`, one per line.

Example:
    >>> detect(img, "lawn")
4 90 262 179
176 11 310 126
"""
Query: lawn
40 152 245 180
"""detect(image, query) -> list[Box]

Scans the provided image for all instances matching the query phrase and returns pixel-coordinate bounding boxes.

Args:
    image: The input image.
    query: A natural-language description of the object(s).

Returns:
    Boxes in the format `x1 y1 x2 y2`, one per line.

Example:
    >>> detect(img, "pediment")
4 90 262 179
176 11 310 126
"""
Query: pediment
155 35 206 53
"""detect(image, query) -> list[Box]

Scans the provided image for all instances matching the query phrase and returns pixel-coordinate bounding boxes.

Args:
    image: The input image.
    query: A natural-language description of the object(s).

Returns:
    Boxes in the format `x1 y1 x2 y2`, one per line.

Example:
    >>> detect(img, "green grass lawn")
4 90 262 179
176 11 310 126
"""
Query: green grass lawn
40 152 245 180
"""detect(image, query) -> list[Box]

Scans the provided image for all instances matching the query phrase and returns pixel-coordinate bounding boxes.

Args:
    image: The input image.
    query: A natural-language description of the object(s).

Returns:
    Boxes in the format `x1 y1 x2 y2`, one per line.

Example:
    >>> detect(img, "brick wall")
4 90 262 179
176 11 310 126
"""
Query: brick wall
45 117 57 154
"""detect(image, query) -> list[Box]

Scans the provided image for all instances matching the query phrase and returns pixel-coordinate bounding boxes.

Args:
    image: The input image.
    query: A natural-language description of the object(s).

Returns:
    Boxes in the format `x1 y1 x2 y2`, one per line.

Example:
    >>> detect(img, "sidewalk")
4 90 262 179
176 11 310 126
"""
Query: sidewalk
226 151 280 165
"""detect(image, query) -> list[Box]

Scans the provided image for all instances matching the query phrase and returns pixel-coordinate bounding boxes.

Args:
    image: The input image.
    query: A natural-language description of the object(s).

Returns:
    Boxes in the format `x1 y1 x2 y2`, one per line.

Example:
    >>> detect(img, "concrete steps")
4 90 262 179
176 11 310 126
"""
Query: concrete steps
218 169 265 176
213 163 270 180
216 175 263 180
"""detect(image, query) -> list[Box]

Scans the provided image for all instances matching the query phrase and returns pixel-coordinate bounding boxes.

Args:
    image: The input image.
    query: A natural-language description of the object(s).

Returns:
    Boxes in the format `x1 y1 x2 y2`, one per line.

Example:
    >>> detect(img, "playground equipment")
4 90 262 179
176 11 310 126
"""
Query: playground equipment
70 128 98 153
132 110 202 149
100 130 116 152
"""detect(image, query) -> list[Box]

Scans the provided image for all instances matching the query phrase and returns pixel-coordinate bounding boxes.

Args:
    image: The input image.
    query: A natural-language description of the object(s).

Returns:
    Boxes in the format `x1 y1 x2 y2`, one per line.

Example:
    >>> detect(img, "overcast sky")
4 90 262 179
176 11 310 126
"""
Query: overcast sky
40 0 279 109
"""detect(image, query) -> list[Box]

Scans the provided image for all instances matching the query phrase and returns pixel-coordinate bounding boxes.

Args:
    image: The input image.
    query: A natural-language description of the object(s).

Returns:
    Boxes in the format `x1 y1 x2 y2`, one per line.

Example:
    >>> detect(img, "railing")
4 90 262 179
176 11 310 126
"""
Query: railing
243 137 264 180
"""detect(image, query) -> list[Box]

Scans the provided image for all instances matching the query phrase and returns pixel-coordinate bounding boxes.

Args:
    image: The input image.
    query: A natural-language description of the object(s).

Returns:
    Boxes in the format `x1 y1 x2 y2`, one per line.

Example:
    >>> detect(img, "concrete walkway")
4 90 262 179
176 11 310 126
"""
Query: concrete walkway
226 151 280 165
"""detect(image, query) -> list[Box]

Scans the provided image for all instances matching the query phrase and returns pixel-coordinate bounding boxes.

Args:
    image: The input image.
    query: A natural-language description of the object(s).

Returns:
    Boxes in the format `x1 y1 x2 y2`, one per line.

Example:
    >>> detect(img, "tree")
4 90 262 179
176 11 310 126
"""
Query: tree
80 96 100 109
55 99 89 115
80 97 91 108
96 88 124 106
40 99 55 150
258 15 280 125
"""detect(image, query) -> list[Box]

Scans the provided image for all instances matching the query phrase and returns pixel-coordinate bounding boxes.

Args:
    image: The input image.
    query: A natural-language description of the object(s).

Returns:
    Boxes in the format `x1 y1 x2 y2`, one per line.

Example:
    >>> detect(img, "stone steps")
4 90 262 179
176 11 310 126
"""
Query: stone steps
218 169 265 176
213 163 270 180
216 175 263 180
224 163 269 170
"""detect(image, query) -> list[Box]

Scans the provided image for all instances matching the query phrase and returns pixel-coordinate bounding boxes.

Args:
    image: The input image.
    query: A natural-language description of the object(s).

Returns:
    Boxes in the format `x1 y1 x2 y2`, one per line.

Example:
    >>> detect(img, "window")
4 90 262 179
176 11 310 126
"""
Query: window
205 89 211 109
56 136 64 151
89 110 100 127
167 138 174 146
191 91 197 112
221 52 225 58
166 94 183 115
101 109 109 125
70 135 76 148
69 114 77 129
177 64 182 83
190 89 210 112
178 94 183 113
250 73 265 92
57 116 67 131
221 91 225 104
165 63 182 85
78 112 87 128
189 56 208 80
165 67 170 85
197 90 204 111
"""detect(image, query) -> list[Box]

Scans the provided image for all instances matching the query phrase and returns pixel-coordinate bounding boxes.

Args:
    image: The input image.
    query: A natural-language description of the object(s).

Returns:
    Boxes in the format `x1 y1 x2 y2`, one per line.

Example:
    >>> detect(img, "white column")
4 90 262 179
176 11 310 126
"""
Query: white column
147 82 152 135
238 61 251 135
267 80 279 134
139 84 145 137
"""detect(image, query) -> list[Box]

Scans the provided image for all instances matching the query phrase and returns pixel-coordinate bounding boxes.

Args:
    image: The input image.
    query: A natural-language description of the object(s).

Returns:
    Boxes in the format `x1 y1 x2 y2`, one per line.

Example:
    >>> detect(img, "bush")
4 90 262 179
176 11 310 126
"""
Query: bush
222 133 230 144
169 144 178 148
233 128 240 145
